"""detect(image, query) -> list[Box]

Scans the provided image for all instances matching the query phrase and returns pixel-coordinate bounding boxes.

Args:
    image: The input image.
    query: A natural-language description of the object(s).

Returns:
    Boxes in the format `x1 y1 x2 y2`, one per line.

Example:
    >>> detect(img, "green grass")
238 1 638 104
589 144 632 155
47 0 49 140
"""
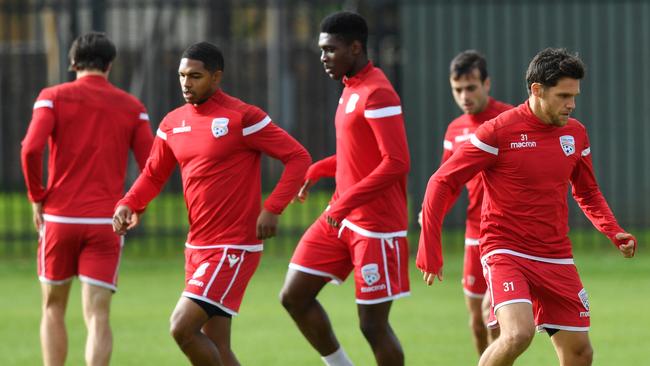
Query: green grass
0 248 647 365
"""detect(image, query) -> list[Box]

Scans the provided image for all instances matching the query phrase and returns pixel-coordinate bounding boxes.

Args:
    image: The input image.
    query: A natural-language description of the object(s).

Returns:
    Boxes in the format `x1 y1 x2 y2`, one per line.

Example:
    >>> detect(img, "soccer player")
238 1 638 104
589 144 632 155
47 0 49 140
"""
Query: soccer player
20 32 154 366
280 12 410 366
441 50 511 355
112 42 311 366
417 48 637 366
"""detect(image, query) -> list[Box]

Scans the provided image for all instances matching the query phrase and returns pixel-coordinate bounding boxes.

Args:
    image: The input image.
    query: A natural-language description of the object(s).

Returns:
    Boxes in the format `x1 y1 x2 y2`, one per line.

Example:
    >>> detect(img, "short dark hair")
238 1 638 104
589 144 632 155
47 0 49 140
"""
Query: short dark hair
320 11 368 54
68 32 116 72
181 42 225 73
526 48 585 90
450 50 488 81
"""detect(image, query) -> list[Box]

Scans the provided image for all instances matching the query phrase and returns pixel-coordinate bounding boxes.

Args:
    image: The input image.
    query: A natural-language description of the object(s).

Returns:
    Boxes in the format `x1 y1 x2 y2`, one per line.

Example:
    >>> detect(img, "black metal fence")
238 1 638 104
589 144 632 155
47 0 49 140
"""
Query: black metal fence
1 0 646 257
0 0 401 256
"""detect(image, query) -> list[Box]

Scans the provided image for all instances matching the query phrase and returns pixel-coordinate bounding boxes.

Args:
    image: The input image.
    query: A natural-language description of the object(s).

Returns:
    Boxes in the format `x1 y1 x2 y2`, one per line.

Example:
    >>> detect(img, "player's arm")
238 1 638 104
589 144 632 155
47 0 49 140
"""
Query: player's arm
113 127 177 235
20 91 56 231
242 112 312 239
326 89 410 224
130 108 155 170
417 130 498 285
297 155 336 203
570 136 636 257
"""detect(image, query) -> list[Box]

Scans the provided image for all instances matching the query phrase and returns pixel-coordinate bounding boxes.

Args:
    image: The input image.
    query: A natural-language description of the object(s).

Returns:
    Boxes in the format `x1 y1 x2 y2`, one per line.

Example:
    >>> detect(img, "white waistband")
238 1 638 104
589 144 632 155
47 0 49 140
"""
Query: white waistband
339 219 407 239
184 243 264 252
481 249 574 265
43 214 113 225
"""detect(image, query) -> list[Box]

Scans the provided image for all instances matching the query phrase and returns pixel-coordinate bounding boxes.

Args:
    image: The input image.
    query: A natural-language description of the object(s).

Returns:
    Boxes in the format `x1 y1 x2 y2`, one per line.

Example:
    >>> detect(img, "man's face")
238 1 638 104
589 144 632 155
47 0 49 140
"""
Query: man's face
178 58 221 105
318 33 356 80
536 77 580 127
449 68 490 115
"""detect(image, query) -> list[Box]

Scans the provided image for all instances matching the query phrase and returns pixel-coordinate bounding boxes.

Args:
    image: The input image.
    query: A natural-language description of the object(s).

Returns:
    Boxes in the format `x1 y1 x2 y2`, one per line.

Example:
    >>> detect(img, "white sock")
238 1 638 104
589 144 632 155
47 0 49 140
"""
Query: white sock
321 347 354 366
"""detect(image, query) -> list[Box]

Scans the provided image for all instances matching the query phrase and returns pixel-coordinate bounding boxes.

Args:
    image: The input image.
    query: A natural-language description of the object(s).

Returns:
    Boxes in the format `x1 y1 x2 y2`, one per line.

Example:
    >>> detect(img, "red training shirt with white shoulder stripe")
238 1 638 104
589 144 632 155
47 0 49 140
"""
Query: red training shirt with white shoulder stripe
21 75 154 217
117 89 311 249
306 61 410 233
441 98 512 239
417 101 625 274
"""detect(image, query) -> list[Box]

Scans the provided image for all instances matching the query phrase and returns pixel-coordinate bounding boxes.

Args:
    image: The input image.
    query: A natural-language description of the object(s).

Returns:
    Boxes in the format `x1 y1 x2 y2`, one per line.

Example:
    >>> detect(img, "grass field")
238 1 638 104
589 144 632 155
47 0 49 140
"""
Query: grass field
0 246 647 365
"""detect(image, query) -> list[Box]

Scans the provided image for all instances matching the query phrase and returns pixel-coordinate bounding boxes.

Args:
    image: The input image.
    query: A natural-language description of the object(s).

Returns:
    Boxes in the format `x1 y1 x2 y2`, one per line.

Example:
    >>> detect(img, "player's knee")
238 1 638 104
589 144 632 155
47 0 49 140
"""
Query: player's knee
500 328 534 353
571 343 593 366
169 317 193 347
359 321 387 343
279 287 304 313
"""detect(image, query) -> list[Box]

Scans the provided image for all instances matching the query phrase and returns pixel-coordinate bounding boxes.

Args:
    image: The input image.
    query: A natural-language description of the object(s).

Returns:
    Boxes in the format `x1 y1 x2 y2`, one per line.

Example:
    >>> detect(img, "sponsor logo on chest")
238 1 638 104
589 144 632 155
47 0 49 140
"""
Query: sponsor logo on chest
510 134 537 149
173 120 192 134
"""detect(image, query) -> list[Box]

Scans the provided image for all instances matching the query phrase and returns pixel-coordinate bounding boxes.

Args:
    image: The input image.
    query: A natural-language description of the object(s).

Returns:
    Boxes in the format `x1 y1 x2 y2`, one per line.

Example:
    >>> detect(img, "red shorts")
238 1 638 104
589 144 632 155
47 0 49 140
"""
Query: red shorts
183 246 261 316
482 251 590 332
290 215 410 304
38 215 123 291
462 239 487 298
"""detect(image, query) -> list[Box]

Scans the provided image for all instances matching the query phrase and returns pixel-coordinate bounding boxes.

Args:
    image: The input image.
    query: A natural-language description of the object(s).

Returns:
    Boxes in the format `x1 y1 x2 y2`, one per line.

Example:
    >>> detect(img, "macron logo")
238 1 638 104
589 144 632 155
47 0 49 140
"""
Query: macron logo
227 254 240 268
510 141 537 149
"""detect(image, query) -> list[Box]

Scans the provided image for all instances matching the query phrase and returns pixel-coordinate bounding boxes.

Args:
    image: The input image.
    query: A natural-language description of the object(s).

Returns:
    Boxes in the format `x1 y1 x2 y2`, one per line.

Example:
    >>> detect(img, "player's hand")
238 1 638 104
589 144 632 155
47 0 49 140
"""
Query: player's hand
615 232 636 258
31 201 43 232
417 210 422 227
113 205 139 235
326 215 340 228
293 179 314 203
421 268 443 286
256 208 279 239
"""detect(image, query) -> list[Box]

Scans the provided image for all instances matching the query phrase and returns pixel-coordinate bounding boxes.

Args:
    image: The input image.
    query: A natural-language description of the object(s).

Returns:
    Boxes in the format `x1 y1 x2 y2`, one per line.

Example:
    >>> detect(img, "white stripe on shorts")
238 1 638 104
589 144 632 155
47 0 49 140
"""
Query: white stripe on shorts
203 248 228 297
220 251 245 304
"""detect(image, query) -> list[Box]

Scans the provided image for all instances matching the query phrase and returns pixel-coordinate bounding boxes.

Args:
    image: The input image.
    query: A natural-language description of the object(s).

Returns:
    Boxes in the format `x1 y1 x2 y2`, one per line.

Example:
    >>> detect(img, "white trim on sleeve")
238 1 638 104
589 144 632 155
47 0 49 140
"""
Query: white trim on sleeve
364 106 402 119
470 134 498 155
465 238 480 246
156 128 167 140
581 147 591 156
139 113 150 121
242 115 271 136
34 100 54 109
443 140 453 151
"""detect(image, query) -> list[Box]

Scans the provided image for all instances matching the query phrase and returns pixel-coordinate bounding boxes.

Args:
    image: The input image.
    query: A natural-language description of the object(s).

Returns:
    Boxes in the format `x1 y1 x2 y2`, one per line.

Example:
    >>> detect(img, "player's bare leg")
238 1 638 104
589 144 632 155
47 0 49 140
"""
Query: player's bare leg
358 301 404 366
202 315 240 366
81 282 113 366
40 282 71 366
550 330 593 366
465 295 488 354
479 302 535 366
279 269 341 356
170 297 223 366
484 294 500 343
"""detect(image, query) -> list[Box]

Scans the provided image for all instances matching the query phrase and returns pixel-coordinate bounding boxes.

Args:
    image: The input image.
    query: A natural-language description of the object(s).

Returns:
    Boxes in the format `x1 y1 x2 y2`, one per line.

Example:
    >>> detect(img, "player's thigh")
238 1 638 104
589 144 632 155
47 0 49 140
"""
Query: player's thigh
550 330 592 361
38 221 84 283
289 214 353 284
78 225 123 291
350 234 409 304
81 281 113 318
184 247 261 316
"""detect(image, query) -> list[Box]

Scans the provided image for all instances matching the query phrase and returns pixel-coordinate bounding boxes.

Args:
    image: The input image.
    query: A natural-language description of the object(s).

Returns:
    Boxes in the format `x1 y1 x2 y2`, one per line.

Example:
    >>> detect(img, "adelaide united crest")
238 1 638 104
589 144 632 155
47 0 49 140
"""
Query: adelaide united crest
559 135 575 156
211 117 229 138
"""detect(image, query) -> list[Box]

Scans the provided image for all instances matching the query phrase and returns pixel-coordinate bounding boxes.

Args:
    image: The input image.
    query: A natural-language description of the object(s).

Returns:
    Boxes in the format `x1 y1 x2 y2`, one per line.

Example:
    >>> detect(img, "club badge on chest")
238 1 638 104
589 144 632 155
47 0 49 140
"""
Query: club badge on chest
559 135 575 156
211 118 229 138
